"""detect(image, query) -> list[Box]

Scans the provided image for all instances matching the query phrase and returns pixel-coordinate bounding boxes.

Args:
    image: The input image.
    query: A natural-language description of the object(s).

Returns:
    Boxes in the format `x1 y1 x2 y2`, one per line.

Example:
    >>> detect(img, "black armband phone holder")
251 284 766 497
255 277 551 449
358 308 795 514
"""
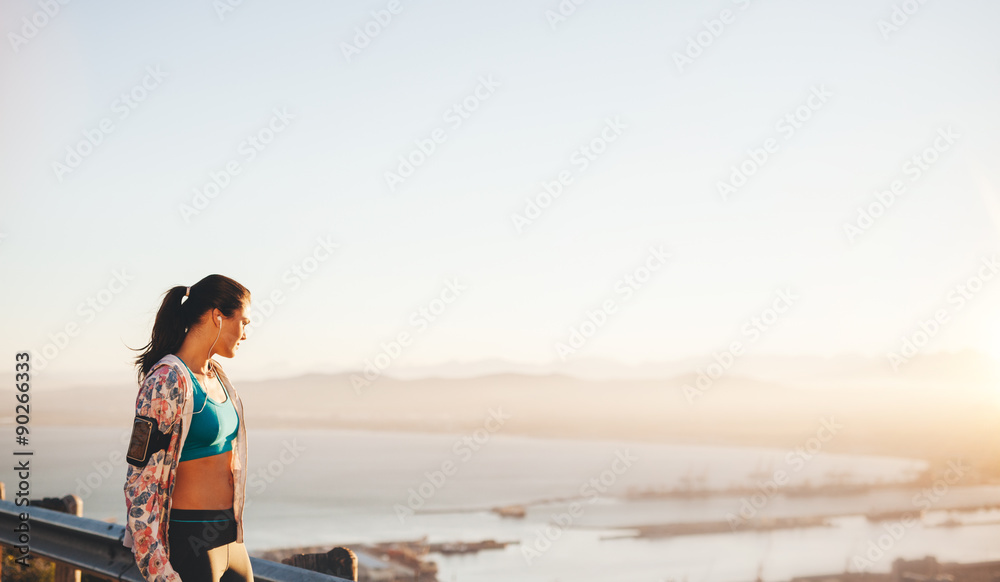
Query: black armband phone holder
126 415 173 467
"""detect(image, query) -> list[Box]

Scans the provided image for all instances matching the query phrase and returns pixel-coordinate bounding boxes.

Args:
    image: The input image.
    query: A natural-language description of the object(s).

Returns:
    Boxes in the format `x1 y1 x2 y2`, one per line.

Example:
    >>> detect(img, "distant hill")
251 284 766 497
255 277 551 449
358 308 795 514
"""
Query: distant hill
24 350 1000 477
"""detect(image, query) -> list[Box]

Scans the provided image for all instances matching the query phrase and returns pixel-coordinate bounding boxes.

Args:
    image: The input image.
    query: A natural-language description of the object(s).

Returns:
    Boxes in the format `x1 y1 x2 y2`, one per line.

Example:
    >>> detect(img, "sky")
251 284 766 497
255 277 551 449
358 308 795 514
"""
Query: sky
1 0 1000 386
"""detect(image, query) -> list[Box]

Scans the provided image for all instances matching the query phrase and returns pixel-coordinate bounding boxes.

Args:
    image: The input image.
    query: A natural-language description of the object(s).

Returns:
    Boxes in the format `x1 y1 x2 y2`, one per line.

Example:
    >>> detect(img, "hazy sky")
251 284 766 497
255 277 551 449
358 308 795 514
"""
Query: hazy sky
2 0 999 385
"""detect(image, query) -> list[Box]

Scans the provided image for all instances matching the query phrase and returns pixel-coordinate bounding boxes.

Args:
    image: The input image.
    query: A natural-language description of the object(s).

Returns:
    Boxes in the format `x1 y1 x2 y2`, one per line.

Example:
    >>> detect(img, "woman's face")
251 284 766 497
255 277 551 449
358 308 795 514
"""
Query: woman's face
216 300 250 358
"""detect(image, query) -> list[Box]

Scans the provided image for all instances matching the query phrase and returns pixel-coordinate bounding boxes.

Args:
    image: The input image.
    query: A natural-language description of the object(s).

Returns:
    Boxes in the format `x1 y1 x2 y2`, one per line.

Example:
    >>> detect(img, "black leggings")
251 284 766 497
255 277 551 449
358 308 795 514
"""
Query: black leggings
167 508 253 582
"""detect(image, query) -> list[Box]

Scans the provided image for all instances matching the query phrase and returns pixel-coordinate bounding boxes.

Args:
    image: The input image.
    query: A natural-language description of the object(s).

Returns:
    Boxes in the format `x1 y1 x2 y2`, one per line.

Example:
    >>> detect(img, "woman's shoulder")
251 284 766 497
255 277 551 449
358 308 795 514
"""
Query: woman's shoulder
137 355 189 415
143 354 188 387
150 353 184 372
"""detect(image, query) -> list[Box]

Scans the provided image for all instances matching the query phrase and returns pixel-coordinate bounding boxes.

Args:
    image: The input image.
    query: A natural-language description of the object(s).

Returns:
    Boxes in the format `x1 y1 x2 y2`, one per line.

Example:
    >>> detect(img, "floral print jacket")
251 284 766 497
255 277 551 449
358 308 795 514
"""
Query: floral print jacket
121 354 248 582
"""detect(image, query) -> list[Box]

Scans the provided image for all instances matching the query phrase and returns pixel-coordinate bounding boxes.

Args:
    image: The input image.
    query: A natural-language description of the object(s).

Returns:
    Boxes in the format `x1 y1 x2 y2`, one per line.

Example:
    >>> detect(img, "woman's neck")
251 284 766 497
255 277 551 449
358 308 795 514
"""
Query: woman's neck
175 346 213 377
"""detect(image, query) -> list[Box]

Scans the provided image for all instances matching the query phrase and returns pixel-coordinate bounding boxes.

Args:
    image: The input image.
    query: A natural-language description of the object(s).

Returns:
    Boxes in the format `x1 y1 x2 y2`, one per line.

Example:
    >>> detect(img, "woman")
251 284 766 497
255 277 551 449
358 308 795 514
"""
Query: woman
123 274 253 582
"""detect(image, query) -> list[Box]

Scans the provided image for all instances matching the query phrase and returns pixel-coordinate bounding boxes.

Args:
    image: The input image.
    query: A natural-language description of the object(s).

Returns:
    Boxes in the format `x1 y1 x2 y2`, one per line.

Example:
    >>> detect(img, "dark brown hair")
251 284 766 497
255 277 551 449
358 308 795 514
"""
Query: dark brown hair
132 274 250 383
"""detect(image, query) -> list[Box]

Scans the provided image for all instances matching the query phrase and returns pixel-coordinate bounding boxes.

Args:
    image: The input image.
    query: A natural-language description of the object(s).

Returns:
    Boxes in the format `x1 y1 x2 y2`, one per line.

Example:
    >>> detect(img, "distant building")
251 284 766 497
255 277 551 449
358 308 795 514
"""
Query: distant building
790 557 1000 582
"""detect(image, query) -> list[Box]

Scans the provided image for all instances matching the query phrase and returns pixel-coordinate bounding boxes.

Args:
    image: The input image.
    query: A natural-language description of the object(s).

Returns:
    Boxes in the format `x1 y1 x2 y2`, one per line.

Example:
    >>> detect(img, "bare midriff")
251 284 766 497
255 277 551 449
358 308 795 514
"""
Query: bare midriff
171 451 235 509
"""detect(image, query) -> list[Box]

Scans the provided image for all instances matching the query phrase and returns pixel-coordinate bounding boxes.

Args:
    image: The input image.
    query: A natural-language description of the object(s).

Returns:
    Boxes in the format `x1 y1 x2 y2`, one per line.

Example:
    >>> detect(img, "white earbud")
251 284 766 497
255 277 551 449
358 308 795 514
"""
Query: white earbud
207 313 223 373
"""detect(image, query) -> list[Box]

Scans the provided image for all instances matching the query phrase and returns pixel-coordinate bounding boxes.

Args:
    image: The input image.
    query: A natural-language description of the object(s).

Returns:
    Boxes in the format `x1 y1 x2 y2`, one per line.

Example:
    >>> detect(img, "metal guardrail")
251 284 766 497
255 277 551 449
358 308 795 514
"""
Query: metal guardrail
0 500 352 582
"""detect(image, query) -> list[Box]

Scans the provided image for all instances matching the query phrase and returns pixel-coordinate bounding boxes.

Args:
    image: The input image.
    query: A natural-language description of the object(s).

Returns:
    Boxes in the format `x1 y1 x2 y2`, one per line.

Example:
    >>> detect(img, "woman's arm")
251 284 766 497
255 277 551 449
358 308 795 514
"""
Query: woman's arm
124 364 184 582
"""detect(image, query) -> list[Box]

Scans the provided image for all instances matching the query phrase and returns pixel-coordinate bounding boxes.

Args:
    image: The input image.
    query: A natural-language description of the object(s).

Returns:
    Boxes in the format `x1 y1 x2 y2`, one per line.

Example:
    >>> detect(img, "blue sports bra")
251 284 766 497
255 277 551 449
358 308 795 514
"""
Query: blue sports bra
179 363 239 462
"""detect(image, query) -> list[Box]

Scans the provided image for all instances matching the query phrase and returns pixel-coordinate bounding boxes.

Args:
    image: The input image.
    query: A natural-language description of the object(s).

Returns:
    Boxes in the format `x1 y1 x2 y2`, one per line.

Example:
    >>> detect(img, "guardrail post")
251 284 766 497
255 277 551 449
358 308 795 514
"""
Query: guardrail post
33 495 83 582
282 547 358 581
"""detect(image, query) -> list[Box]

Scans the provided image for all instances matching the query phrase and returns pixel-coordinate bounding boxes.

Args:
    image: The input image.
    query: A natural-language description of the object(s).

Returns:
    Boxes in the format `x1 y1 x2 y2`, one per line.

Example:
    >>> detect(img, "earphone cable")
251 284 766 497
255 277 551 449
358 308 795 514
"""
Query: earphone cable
193 317 223 416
